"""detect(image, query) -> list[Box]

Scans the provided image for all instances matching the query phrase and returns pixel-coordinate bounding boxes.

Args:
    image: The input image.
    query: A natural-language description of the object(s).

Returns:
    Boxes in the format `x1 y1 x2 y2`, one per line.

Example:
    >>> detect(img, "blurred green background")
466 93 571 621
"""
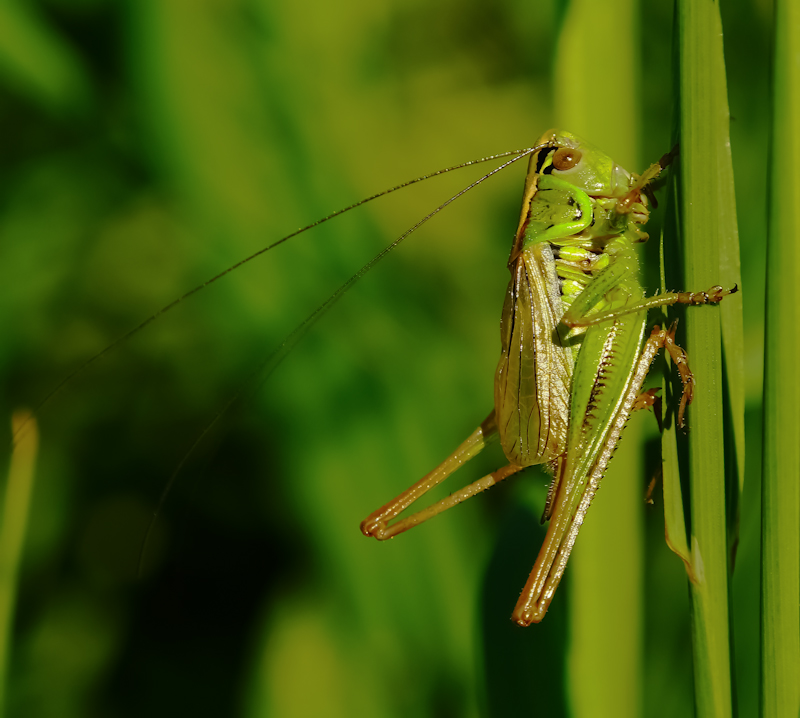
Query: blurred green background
0 0 771 716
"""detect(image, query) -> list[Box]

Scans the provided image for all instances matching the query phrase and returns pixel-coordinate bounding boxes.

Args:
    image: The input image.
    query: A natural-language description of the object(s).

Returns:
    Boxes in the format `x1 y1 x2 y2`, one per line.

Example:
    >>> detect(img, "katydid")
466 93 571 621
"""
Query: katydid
360 129 735 625
23 130 733 625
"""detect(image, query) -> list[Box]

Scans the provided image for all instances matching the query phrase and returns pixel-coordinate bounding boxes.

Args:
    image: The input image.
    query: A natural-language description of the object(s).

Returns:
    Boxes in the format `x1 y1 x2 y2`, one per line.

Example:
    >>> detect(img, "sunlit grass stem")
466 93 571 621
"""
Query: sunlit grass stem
0 412 39 716
675 0 744 715
760 0 800 714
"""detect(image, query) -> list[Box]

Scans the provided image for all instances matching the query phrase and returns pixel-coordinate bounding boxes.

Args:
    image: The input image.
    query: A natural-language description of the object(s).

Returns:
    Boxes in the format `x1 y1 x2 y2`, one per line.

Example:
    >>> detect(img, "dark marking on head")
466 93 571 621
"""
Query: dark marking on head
535 148 556 175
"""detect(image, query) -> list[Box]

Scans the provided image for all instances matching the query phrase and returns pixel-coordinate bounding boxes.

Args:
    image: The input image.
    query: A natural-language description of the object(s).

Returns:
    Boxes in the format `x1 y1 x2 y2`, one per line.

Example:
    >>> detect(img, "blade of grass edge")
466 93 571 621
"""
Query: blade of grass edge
760 0 800 714
677 0 741 716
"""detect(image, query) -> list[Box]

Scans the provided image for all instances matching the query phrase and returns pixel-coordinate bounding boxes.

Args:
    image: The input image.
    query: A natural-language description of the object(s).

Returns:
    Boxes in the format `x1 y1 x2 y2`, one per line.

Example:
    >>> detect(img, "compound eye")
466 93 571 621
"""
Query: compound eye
552 147 582 171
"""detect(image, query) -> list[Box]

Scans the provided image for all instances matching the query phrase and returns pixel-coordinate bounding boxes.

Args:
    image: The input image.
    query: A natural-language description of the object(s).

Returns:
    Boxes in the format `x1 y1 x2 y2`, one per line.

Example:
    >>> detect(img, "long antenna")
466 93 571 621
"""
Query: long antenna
15 147 537 446
137 145 544 572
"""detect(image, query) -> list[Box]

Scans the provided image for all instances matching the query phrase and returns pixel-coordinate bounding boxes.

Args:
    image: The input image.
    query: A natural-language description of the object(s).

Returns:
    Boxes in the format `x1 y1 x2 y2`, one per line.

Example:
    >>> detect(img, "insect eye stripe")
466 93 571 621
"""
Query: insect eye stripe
535 147 557 175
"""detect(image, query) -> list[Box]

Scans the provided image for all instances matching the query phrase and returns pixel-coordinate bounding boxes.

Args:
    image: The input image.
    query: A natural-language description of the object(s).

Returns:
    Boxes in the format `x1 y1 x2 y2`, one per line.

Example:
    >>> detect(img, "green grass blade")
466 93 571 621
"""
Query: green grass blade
661 184 692 576
760 0 800 714
554 1 643 715
676 0 742 715
0 413 39 718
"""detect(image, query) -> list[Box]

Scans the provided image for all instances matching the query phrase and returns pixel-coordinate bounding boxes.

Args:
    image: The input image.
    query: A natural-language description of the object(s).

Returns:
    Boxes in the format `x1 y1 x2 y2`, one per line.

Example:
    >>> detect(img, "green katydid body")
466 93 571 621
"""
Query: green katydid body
495 130 649 473
361 129 732 624
499 130 653 623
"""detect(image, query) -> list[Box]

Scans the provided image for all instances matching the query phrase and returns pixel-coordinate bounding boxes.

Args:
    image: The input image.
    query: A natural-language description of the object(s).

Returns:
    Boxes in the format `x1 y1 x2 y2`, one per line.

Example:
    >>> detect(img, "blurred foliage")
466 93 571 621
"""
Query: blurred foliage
0 0 771 716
